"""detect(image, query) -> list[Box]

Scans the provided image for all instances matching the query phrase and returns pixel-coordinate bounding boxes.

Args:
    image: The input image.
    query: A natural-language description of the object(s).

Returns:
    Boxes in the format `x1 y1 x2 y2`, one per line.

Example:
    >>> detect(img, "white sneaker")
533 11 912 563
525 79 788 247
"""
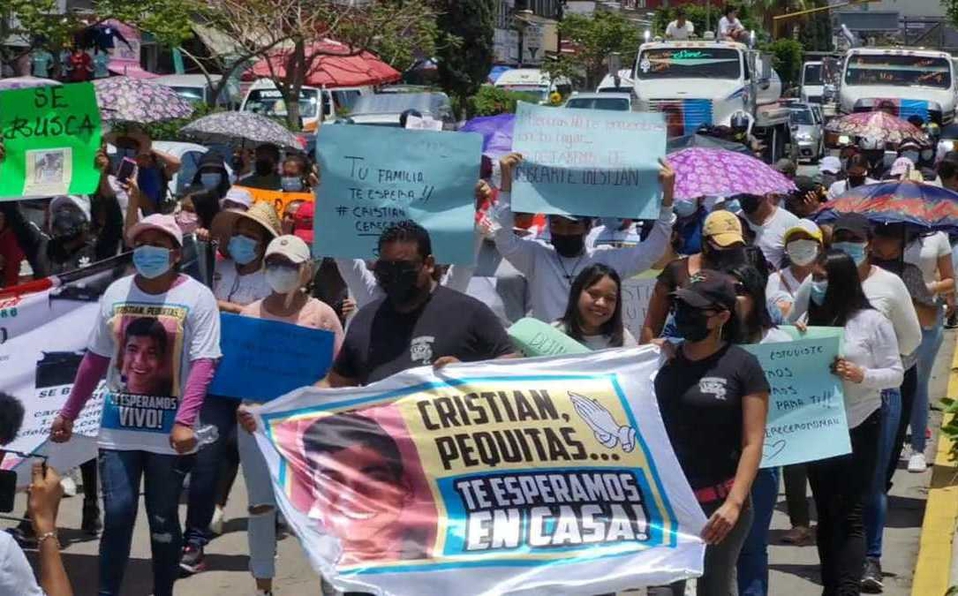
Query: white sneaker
60 475 77 498
908 452 928 473
209 505 226 535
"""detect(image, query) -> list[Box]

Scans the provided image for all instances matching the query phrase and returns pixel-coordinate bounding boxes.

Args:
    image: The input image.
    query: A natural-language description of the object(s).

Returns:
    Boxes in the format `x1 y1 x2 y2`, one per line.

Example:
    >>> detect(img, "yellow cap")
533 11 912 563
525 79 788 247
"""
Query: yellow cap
703 210 744 247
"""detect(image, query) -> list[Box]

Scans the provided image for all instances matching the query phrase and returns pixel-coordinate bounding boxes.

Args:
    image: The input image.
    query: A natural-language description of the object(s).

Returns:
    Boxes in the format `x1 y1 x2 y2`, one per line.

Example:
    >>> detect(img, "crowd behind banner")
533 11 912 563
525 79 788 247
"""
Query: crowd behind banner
0 87 952 596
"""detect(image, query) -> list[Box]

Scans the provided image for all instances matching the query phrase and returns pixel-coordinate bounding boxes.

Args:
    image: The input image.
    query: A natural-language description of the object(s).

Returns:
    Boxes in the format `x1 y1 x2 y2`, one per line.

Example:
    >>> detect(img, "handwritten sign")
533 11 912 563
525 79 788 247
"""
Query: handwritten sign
511 102 666 220
315 125 482 264
621 276 657 340
744 331 851 468
507 318 589 357
0 83 102 199
210 313 335 402
236 185 314 217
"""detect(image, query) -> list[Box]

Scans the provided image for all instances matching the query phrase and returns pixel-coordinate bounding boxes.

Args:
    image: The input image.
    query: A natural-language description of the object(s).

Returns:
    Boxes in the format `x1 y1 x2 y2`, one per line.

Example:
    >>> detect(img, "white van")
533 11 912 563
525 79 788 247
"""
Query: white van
240 79 371 132
801 61 824 104
493 69 572 104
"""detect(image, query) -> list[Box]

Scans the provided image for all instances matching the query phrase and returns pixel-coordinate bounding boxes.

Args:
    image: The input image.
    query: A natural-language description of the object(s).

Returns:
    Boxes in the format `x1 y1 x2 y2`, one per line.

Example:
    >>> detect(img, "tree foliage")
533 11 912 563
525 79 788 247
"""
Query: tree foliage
465 85 541 117
798 0 833 53
435 0 495 117
762 38 803 88
544 11 640 91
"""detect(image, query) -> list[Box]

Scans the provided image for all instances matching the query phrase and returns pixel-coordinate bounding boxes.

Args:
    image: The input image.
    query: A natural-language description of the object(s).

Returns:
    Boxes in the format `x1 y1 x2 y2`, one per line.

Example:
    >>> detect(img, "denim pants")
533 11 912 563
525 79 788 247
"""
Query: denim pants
185 397 238 547
865 390 902 559
238 426 277 579
98 448 193 596
737 468 780 596
912 318 945 453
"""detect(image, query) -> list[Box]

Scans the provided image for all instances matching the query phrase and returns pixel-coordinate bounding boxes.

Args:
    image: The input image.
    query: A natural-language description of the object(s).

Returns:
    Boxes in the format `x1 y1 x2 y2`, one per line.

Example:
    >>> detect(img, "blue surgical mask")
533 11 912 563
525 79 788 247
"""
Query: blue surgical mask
673 200 698 218
281 176 304 192
901 151 920 164
200 172 222 190
832 241 868 267
228 235 260 265
723 199 741 214
810 279 828 305
133 245 172 279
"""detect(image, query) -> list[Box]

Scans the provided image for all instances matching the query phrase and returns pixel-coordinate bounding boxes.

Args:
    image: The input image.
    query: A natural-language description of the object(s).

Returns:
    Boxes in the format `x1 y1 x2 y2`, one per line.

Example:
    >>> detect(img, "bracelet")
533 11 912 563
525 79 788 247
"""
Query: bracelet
36 532 59 548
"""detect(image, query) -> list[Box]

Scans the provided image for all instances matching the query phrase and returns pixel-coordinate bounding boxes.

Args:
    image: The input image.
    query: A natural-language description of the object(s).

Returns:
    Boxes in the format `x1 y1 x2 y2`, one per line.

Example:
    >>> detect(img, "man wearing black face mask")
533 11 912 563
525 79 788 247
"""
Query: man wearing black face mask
324 221 515 388
493 152 675 322
238 143 282 191
735 191 799 270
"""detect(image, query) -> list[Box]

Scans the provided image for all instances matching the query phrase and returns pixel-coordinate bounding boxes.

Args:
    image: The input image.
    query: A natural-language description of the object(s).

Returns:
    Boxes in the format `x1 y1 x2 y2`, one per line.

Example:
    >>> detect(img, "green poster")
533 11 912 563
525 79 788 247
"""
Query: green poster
0 82 102 199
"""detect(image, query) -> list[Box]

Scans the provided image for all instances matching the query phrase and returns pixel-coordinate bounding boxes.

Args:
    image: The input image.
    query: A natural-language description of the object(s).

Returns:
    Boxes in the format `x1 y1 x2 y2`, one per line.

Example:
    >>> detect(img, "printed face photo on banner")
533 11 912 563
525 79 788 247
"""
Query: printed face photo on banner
108 308 183 398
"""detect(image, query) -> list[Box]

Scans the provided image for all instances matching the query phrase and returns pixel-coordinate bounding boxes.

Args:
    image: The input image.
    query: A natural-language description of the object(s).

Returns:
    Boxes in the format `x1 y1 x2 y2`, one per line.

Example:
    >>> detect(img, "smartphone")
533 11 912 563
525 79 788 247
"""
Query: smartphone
116 157 137 183
0 470 17 513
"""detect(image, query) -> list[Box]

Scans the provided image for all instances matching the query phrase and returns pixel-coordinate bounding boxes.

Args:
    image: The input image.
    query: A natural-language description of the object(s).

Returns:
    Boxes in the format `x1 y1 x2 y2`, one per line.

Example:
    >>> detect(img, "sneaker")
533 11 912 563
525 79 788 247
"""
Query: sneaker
862 557 883 593
179 544 206 575
60 475 77 498
908 452 928 473
947 314 958 329
81 500 102 537
782 525 813 546
255 590 273 596
209 505 226 536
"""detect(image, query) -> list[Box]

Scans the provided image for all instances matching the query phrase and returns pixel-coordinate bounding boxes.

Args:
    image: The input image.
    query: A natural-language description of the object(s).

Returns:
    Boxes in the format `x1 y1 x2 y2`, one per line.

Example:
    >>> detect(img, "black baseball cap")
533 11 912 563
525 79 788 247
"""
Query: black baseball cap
832 213 872 239
672 270 737 312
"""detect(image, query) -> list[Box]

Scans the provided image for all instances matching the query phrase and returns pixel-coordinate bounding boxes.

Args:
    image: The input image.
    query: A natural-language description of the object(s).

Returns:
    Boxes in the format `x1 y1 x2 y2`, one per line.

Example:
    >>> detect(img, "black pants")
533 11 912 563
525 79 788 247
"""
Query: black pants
887 365 918 488
784 464 810 528
807 410 880 596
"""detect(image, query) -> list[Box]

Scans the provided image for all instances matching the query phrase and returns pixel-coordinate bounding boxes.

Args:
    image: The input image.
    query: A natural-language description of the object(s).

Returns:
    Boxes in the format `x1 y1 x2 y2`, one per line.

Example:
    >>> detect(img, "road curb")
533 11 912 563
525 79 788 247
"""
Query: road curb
912 342 958 596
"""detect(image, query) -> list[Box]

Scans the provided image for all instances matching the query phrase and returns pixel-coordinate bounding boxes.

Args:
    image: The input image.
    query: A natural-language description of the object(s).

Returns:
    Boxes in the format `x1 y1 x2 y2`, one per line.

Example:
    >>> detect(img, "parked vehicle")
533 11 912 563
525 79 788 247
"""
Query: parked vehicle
786 102 825 162
563 92 631 111
153 74 238 108
343 92 456 129
838 47 957 124
801 61 823 104
595 69 634 94
239 79 371 132
493 68 572 104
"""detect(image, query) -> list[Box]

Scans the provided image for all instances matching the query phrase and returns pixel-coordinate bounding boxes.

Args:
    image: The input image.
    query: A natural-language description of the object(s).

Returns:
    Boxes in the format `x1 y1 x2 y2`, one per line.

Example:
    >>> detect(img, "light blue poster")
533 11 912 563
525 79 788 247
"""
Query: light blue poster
315 125 483 265
744 333 852 468
511 102 666 220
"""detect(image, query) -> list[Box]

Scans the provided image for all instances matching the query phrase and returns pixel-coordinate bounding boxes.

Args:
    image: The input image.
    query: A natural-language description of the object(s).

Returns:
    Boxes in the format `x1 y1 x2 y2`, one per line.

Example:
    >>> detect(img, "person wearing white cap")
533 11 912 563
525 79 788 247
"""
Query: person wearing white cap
49 213 221 596
221 187 253 212
819 155 842 188
234 235 343 596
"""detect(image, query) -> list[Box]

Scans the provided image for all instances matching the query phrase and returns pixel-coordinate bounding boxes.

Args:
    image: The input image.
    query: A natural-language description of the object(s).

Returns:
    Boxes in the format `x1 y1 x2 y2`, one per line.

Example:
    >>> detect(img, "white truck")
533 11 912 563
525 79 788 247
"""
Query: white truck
632 40 792 161
838 47 957 125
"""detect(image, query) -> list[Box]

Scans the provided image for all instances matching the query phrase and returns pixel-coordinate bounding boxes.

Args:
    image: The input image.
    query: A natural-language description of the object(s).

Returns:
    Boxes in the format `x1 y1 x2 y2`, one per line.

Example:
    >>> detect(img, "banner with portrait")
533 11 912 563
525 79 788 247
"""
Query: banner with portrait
252 348 707 596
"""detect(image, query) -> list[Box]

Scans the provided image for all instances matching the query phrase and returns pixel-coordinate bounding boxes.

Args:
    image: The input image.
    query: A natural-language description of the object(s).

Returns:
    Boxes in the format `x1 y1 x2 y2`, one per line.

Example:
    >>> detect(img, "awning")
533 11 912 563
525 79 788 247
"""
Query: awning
245 40 400 87
104 20 158 79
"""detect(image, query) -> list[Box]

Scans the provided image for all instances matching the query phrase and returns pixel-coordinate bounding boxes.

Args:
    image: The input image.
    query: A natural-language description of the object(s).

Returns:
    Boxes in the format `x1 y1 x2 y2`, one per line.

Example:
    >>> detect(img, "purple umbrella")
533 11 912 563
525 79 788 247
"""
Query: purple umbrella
0 76 61 91
460 113 514 159
94 76 194 123
666 148 797 200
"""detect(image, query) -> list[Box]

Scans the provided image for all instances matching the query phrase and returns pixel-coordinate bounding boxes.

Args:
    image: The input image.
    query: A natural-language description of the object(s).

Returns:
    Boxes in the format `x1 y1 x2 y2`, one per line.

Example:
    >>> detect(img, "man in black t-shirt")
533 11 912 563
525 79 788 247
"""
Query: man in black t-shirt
327 221 515 388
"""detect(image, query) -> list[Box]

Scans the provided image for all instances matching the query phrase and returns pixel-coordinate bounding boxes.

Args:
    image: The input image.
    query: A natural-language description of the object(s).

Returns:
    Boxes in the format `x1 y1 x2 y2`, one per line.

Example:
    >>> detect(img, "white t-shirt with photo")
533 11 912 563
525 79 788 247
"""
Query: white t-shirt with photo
666 20 695 40
88 274 222 454
747 207 801 269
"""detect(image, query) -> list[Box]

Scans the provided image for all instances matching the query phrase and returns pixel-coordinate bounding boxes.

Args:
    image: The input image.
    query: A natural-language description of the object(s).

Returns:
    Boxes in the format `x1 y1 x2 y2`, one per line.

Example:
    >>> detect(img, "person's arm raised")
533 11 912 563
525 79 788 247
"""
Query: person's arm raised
29 463 73 596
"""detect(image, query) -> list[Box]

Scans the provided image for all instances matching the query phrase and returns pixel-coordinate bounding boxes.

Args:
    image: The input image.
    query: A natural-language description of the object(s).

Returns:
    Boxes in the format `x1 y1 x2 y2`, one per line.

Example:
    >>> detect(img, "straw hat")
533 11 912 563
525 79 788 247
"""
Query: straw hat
211 201 282 245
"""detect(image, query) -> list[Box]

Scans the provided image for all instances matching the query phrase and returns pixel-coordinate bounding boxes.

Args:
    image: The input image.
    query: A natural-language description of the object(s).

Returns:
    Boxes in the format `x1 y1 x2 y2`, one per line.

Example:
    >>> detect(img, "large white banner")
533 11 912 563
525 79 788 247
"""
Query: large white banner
253 348 707 596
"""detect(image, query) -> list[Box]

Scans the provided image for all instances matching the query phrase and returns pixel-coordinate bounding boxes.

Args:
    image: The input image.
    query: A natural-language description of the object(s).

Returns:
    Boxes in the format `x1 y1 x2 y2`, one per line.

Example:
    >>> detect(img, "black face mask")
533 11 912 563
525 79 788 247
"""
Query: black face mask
739 194 763 215
255 158 275 177
374 260 422 306
551 234 585 258
848 175 866 187
703 244 746 271
673 303 713 342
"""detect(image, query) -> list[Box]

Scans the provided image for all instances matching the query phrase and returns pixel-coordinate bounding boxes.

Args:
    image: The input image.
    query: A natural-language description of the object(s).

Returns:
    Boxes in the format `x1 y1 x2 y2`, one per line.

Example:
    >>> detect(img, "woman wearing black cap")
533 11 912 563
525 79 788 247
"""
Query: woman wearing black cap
649 270 770 596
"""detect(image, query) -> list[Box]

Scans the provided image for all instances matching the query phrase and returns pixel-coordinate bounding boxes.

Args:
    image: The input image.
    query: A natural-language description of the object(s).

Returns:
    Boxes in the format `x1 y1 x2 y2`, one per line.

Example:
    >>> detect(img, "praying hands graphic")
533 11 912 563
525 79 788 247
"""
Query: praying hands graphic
569 392 637 453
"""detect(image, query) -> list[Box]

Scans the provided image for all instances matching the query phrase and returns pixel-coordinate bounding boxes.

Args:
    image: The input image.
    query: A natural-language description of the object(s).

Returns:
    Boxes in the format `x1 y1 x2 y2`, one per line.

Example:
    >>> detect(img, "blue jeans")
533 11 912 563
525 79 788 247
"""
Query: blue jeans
912 319 944 453
737 468 780 596
98 449 193 596
184 397 239 547
864 389 901 559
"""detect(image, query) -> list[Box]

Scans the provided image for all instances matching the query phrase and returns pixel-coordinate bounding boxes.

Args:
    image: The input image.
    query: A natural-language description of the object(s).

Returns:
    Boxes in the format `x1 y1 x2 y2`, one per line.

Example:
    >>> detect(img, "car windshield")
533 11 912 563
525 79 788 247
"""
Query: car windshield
803 64 822 85
332 89 362 111
171 86 205 103
636 48 741 80
565 97 630 111
844 54 952 90
789 108 815 125
243 88 320 119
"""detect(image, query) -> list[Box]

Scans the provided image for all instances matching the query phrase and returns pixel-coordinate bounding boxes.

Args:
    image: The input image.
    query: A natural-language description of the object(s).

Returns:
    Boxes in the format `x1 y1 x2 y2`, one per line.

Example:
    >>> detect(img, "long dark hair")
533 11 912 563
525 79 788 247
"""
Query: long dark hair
729 264 774 344
808 249 873 327
559 264 625 347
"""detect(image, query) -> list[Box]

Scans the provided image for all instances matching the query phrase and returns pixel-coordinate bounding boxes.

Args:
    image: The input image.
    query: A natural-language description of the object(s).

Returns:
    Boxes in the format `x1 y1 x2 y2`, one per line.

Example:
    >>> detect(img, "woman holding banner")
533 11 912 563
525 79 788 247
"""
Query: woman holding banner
804 249 903 596
553 264 637 349
650 270 769 596
237 234 343 596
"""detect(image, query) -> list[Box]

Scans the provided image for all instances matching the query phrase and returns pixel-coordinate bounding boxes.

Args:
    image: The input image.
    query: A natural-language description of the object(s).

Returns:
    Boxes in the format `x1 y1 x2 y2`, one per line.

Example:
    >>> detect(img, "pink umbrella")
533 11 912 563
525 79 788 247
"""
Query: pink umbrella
825 111 928 145
667 148 797 200
246 40 400 87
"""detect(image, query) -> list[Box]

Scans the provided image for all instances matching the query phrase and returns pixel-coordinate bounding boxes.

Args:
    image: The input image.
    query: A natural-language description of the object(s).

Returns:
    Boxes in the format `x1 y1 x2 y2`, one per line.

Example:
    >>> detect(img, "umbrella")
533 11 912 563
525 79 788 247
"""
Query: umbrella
666 148 797 200
246 41 400 88
459 114 514 159
488 65 513 84
667 133 752 155
180 111 301 150
0 76 61 91
814 180 958 232
93 76 194 123
825 111 929 145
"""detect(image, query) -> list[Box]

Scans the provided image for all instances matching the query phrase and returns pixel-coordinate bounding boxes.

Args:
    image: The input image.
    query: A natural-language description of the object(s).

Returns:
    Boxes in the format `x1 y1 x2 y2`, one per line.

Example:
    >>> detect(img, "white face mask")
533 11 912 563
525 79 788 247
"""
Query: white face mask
786 239 819 267
265 265 301 294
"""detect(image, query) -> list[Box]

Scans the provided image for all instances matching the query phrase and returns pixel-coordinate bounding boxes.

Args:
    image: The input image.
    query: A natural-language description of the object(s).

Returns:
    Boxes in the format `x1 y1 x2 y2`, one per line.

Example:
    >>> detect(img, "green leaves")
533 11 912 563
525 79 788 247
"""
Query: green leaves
548 11 641 90
436 0 495 115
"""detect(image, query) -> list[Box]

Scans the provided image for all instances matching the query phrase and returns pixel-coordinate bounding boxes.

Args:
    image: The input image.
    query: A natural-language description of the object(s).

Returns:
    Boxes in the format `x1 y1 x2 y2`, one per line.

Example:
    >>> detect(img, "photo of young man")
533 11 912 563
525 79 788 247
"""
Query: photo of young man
115 316 174 397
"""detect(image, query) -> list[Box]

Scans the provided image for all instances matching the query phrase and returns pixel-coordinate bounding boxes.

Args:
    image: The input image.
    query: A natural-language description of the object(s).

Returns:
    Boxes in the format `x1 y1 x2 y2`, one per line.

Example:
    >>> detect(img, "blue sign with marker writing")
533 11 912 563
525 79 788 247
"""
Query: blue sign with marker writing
511 102 666 220
315 125 482 265
210 314 336 402
744 331 851 468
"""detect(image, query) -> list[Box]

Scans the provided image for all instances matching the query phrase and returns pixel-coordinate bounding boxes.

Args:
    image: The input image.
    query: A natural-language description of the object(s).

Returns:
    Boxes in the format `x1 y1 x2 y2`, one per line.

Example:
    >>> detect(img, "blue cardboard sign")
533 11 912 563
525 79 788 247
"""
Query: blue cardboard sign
210 313 335 402
744 332 852 468
511 102 666 219
314 125 483 265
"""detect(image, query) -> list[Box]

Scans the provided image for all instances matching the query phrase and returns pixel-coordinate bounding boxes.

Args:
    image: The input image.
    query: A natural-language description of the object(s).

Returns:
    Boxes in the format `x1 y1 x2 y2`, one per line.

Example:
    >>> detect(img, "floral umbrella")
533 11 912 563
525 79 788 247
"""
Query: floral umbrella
93 76 194 123
666 148 797 200
814 180 958 233
180 111 301 150
0 76 61 91
824 111 929 145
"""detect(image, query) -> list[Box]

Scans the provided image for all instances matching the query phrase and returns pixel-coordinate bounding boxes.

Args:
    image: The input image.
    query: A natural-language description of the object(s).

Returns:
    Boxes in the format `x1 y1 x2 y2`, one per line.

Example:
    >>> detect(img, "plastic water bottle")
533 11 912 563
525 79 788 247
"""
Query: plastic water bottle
194 424 219 449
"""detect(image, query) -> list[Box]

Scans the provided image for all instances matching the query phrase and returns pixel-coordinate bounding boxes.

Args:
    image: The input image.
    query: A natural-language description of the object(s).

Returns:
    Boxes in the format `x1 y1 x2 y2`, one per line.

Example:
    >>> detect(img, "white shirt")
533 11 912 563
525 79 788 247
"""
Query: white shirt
213 259 272 306
88 274 222 454
766 267 807 316
827 177 878 199
666 20 694 40
746 207 800 269
905 231 951 287
761 327 793 344
494 192 673 322
0 532 43 596
586 222 643 249
553 321 639 350
718 16 743 38
839 309 904 427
